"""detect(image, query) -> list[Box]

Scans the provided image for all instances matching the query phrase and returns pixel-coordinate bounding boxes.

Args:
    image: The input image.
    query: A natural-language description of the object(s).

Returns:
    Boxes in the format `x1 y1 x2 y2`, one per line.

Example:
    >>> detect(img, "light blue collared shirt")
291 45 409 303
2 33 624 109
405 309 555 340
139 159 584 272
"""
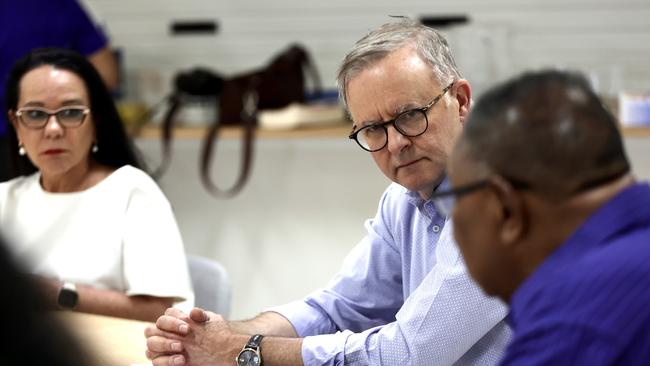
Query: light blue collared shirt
269 181 511 365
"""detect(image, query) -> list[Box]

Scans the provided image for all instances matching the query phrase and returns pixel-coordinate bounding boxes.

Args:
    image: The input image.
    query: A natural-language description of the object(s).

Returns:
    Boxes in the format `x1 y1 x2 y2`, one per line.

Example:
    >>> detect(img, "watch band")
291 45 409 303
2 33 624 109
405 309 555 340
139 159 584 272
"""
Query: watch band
236 334 264 366
246 334 264 349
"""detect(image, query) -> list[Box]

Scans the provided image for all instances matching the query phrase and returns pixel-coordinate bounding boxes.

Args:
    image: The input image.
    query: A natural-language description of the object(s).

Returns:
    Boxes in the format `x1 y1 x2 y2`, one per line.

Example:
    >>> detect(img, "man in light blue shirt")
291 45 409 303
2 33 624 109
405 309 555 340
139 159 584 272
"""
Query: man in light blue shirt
145 18 510 366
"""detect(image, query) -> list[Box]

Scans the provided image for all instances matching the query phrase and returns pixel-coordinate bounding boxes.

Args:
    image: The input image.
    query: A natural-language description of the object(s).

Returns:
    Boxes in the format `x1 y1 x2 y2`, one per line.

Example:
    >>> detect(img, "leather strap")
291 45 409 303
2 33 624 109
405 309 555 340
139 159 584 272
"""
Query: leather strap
246 334 264 349
199 86 257 198
152 91 255 198
152 93 181 179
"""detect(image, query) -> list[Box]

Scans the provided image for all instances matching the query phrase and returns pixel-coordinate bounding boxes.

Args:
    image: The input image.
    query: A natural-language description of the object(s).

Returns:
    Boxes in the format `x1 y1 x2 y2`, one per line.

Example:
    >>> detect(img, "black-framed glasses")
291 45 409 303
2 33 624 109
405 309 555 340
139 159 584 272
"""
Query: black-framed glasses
432 166 631 217
15 106 90 129
430 180 488 217
349 82 454 152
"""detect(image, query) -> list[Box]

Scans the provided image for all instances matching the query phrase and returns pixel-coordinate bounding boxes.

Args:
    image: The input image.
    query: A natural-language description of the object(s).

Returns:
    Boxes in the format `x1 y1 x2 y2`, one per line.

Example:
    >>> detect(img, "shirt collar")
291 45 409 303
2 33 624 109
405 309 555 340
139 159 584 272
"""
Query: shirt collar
405 176 450 220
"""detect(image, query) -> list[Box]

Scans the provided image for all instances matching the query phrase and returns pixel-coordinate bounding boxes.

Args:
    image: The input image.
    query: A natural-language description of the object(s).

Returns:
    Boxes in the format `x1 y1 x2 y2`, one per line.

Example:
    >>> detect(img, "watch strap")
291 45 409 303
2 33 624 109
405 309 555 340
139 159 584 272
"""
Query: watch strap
246 334 264 349
236 334 264 366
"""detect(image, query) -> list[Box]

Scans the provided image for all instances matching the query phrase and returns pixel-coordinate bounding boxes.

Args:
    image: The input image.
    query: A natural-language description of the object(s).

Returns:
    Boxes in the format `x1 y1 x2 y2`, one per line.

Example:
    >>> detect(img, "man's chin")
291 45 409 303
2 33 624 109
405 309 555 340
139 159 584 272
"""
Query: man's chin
397 174 444 196
397 180 432 198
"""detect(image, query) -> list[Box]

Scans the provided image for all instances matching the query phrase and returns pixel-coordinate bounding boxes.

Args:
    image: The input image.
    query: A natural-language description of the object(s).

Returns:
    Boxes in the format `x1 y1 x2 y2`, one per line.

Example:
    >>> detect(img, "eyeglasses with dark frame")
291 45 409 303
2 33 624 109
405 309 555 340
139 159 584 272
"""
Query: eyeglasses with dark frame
431 167 629 218
15 106 90 129
349 82 454 152
430 180 489 217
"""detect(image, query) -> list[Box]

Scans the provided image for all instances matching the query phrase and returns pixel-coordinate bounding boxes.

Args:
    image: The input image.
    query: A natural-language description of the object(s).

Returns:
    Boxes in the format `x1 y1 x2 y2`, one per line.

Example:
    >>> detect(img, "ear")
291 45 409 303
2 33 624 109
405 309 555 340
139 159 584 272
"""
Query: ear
488 175 527 247
452 79 472 125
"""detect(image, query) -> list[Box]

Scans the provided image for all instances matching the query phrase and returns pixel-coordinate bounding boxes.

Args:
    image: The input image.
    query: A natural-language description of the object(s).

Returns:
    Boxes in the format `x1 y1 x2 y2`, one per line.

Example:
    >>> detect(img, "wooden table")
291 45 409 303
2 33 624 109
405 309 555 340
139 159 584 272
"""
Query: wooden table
56 311 153 366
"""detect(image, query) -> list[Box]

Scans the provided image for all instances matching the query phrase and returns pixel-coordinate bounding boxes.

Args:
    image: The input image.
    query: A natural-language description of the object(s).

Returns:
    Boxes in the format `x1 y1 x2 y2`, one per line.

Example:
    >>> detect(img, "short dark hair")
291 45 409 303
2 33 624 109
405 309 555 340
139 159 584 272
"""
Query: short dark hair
4 47 143 177
460 69 630 198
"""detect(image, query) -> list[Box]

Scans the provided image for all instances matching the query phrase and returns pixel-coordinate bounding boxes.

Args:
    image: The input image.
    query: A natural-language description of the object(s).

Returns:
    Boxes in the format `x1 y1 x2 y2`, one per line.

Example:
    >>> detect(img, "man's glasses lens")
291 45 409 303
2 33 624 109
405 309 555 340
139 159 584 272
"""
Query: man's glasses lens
356 110 428 152
396 109 428 134
350 82 453 152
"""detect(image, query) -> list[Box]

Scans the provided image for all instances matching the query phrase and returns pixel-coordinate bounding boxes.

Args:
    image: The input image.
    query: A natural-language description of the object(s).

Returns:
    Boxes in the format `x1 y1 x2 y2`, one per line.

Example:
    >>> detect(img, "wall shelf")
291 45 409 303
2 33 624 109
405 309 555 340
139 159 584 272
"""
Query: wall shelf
131 123 650 140
132 123 352 140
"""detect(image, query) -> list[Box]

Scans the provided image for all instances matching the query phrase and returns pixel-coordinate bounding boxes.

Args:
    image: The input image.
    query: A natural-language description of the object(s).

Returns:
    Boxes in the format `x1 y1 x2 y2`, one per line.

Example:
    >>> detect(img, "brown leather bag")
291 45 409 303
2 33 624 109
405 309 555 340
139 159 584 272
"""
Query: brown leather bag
155 44 321 198
218 44 321 124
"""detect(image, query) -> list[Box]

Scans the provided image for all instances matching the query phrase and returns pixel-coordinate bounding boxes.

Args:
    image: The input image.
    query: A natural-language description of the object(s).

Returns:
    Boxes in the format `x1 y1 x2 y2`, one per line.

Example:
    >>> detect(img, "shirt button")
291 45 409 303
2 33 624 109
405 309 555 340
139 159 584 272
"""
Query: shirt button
432 225 440 233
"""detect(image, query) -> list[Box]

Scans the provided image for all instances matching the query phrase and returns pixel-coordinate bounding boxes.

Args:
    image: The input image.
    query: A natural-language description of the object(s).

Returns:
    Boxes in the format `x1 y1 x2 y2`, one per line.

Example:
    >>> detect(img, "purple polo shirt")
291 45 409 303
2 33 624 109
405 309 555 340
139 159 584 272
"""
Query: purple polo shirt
503 182 650 365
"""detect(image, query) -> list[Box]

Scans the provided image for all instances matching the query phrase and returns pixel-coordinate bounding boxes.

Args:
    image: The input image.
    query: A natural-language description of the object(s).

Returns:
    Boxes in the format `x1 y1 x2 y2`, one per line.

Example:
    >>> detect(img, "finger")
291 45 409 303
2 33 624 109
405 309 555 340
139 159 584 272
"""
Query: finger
164 307 191 321
144 325 185 339
145 349 169 361
156 315 190 335
189 307 209 322
151 353 186 366
146 335 185 354
144 326 189 344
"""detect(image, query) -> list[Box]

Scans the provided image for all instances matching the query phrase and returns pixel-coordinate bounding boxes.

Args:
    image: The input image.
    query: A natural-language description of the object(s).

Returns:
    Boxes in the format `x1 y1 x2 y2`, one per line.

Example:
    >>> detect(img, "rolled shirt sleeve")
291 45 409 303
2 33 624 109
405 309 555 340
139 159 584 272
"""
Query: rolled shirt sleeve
272 240 509 365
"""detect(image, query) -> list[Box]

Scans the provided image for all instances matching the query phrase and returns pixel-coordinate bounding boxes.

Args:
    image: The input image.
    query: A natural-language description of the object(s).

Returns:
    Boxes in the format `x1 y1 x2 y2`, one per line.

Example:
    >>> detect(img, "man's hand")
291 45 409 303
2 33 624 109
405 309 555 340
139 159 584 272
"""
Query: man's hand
145 307 243 366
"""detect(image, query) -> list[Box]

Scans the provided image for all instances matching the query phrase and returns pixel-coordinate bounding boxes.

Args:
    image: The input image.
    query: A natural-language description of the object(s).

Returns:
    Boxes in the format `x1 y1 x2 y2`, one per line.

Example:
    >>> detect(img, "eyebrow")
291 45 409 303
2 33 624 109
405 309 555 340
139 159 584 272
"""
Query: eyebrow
21 99 87 107
355 102 422 128
394 102 421 115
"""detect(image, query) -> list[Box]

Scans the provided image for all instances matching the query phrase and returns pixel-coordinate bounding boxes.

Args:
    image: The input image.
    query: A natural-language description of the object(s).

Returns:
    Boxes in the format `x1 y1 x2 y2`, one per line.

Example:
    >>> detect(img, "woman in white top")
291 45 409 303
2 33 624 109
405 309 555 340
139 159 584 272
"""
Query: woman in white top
0 48 193 322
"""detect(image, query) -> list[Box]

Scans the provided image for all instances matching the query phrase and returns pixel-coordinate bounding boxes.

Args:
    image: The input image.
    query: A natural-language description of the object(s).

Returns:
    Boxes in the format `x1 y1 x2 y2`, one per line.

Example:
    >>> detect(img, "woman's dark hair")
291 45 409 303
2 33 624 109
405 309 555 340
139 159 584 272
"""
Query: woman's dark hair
4 47 143 177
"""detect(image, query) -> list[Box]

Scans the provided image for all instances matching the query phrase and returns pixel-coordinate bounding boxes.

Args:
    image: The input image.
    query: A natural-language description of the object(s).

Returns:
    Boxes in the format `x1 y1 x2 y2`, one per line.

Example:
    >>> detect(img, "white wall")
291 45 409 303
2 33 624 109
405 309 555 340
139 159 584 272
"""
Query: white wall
135 137 390 318
82 0 650 104
136 135 650 319
82 1 650 318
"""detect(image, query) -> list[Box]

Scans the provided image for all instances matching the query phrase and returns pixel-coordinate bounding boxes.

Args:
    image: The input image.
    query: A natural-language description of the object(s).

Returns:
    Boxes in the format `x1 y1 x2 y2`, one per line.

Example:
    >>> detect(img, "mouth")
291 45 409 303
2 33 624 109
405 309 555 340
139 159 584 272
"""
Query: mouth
397 158 423 170
42 149 66 156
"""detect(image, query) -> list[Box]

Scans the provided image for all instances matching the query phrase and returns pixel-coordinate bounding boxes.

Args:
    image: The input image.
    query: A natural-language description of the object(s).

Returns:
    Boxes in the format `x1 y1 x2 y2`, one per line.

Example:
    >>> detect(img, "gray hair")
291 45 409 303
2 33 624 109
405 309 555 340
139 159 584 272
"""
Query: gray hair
336 18 462 110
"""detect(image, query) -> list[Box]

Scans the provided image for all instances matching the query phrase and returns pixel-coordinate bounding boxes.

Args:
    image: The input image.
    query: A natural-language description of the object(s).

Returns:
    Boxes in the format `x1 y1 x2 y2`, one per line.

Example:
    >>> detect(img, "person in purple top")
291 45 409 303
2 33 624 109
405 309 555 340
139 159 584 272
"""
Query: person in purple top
0 0 117 181
437 69 650 365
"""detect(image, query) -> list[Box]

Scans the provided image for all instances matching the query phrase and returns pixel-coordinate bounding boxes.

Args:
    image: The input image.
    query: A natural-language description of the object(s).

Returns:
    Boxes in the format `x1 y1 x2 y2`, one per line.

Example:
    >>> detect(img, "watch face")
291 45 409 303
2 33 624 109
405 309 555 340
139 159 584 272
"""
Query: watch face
58 288 79 309
237 349 261 366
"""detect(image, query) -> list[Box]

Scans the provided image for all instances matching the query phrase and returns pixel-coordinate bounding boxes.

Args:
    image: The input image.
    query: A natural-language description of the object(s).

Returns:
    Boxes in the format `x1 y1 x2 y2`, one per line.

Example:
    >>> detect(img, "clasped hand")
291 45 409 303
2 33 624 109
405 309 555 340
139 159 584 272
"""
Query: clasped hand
145 307 236 366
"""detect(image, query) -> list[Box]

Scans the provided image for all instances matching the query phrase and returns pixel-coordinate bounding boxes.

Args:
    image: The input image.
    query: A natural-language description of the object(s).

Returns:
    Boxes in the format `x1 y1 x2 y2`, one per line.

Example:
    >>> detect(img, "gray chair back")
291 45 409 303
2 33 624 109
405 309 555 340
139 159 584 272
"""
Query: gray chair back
187 255 231 318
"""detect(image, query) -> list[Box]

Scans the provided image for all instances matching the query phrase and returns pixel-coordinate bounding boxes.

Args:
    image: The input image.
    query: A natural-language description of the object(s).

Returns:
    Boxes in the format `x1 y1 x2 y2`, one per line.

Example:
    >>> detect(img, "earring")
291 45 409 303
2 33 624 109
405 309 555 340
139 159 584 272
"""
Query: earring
92 142 98 153
18 143 26 156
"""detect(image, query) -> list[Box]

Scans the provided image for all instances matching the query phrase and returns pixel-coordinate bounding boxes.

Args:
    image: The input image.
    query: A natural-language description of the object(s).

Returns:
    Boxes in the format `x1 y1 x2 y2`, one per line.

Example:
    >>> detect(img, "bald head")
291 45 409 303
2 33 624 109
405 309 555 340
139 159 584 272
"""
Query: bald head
459 70 630 199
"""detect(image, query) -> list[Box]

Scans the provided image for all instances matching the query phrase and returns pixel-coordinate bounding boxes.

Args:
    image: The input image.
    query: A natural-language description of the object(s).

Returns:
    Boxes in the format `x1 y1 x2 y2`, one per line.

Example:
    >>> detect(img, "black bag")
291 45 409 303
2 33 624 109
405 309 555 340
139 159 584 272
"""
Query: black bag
155 44 321 198
174 68 224 96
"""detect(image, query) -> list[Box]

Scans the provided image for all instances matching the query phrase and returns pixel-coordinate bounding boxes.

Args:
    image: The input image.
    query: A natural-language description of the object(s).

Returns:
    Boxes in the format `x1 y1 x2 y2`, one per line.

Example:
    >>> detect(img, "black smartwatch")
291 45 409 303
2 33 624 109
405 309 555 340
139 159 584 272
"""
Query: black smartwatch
236 334 264 366
57 281 79 309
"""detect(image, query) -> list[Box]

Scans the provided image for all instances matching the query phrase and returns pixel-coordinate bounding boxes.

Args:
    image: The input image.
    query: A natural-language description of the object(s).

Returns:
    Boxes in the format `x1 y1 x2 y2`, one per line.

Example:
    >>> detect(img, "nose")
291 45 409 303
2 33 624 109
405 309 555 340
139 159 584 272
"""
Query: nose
43 114 64 137
385 124 410 154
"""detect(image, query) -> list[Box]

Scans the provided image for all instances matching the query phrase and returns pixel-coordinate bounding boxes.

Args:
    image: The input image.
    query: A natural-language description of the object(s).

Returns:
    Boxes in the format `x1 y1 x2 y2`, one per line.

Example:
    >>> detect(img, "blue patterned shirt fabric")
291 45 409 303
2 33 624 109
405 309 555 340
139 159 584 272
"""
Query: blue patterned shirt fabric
502 182 650 365
269 180 511 365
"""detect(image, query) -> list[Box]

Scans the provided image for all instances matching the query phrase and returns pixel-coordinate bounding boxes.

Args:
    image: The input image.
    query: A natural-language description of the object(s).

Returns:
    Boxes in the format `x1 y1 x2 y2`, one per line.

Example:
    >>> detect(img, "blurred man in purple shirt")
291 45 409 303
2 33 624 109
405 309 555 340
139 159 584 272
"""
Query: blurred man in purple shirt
438 69 650 365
